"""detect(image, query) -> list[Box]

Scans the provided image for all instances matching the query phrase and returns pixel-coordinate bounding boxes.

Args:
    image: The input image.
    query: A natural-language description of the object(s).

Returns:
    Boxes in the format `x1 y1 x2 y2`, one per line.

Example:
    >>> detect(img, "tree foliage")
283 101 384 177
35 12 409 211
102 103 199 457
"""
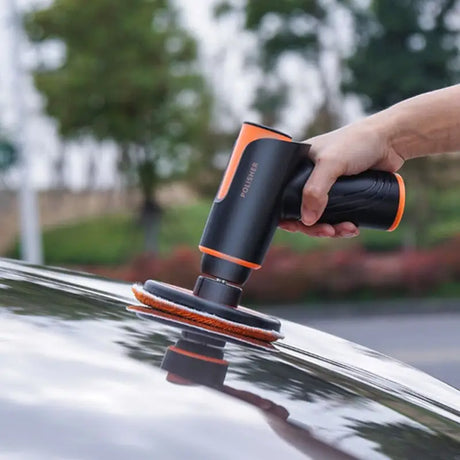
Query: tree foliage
25 0 212 206
343 0 460 110
242 1 326 68
215 0 332 129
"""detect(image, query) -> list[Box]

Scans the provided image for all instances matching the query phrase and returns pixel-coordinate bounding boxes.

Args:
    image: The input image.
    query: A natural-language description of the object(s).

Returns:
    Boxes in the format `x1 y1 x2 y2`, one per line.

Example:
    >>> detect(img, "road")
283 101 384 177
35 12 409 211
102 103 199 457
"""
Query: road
271 308 460 389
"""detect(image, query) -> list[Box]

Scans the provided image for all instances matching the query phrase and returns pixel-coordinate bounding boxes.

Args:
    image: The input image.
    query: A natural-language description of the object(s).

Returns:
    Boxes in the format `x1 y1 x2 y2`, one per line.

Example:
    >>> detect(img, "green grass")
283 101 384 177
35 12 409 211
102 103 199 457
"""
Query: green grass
8 202 212 265
160 201 211 253
41 214 144 265
7 194 460 265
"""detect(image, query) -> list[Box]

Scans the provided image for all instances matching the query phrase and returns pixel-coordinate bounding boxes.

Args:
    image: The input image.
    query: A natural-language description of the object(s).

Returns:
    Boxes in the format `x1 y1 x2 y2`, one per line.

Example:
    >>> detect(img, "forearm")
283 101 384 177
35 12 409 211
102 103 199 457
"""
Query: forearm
368 84 460 160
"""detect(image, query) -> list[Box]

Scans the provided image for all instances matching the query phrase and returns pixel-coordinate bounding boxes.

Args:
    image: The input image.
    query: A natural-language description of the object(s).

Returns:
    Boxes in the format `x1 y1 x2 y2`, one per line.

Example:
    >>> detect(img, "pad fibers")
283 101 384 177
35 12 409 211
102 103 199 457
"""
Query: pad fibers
132 283 283 343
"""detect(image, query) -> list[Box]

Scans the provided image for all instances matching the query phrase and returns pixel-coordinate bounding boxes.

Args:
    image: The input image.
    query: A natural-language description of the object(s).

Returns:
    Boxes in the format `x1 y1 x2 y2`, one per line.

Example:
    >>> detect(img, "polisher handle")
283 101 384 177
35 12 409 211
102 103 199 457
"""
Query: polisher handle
281 157 405 231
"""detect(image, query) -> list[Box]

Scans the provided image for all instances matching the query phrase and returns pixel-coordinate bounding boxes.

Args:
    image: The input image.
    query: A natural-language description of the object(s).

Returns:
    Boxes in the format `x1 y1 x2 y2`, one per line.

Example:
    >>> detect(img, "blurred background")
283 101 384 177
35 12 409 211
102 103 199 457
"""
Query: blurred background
0 1 459 383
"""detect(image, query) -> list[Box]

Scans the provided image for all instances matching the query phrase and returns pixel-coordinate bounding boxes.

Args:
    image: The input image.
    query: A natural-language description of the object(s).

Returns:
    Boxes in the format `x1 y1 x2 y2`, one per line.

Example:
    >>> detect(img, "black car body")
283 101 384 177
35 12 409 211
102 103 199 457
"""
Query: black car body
0 258 459 459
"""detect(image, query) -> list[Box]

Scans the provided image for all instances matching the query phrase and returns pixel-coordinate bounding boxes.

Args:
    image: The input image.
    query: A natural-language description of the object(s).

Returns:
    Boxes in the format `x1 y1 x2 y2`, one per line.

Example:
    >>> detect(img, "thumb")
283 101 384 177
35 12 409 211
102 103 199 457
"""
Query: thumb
302 158 342 225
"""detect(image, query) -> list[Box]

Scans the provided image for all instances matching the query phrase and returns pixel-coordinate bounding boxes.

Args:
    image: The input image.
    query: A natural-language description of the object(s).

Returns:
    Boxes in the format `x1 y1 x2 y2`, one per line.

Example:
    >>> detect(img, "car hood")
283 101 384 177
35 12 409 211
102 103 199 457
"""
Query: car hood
0 258 459 460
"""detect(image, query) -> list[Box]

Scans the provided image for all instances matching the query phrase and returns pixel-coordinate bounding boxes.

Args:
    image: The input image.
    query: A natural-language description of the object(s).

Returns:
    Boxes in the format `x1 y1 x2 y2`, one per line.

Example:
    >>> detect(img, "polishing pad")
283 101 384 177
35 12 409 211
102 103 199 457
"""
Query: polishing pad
127 303 275 350
132 281 283 343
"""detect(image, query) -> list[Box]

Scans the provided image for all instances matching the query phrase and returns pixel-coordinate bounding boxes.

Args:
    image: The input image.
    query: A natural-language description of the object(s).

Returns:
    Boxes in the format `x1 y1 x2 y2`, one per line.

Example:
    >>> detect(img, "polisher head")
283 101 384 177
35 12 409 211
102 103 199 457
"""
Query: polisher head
131 280 283 343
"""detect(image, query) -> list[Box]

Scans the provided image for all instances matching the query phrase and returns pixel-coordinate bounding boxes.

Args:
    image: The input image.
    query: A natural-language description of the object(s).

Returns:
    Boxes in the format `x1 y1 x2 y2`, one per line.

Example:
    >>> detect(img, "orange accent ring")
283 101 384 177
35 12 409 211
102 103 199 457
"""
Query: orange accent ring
166 373 194 385
169 346 228 366
217 122 291 201
388 173 405 232
199 245 261 270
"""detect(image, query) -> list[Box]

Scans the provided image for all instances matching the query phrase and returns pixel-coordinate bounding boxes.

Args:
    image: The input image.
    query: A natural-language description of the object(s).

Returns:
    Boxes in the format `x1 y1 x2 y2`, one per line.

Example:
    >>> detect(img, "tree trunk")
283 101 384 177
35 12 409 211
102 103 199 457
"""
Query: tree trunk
137 157 162 254
140 198 163 254
402 158 432 250
53 141 66 190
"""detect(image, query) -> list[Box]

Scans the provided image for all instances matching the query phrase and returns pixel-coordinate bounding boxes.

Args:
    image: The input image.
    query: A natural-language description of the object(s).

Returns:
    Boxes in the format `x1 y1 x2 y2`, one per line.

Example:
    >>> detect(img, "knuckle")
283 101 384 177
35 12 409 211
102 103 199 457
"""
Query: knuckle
303 184 323 202
317 154 345 174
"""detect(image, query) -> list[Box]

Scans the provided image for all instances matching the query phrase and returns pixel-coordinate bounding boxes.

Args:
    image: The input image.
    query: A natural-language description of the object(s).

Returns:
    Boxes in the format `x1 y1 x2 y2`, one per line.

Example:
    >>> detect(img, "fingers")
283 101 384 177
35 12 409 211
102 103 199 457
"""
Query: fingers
279 221 334 237
301 157 344 226
279 221 359 238
333 221 360 237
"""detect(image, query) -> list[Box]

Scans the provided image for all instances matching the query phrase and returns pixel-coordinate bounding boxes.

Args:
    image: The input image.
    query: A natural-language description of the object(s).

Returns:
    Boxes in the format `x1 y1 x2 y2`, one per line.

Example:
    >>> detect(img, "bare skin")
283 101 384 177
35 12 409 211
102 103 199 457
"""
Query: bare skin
280 84 460 237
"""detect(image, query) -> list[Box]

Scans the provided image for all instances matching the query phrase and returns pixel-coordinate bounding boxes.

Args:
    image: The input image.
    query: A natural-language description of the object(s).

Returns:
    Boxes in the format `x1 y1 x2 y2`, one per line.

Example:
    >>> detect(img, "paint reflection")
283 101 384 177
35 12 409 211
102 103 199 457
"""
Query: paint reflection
128 305 460 459
157 327 356 459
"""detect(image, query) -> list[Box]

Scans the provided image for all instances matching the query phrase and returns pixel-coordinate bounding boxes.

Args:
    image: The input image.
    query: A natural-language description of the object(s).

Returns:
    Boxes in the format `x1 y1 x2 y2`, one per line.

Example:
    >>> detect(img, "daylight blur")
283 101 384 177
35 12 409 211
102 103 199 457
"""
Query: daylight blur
0 0 459 308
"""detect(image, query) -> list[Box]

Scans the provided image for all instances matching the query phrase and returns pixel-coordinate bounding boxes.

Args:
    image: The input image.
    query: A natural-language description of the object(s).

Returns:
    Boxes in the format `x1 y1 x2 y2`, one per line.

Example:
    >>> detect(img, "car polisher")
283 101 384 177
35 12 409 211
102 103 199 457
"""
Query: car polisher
132 121 406 343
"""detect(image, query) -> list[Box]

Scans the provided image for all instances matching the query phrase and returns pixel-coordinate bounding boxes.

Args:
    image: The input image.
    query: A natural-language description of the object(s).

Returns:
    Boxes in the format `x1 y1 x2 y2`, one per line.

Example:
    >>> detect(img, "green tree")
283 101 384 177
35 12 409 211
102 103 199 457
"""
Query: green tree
25 0 212 252
344 0 459 110
215 1 340 133
343 0 460 247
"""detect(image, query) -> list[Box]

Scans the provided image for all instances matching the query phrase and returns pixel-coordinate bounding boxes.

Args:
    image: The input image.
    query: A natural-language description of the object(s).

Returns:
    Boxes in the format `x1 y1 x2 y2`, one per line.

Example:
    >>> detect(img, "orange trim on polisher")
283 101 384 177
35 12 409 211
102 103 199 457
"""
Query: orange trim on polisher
199 245 261 270
217 122 291 201
387 173 406 232
166 373 194 385
131 285 280 342
169 346 228 366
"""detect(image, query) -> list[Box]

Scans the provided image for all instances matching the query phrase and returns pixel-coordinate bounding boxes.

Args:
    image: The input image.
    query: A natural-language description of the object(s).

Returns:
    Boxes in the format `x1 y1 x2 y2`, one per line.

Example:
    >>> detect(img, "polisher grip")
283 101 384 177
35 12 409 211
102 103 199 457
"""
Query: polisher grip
281 157 405 231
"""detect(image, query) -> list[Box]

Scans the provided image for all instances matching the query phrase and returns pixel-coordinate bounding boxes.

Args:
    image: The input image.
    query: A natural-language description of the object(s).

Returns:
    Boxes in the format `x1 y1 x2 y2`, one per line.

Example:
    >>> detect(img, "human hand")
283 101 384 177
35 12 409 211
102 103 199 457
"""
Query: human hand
279 118 405 237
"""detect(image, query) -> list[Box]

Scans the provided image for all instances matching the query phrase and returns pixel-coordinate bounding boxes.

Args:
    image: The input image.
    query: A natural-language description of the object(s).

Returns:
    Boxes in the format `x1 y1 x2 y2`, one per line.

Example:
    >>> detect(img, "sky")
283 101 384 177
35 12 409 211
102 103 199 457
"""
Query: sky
0 0 355 190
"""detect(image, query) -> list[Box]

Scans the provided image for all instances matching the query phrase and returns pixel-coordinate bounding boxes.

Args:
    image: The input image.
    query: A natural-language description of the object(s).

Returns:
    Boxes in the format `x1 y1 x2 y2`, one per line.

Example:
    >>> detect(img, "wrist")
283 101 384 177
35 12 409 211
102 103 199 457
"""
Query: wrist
359 112 393 156
363 108 407 166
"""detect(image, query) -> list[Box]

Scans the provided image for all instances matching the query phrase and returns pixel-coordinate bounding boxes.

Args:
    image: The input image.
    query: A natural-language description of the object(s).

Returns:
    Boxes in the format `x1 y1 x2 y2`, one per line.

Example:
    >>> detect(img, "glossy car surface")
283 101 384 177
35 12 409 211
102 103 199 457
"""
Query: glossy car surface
0 258 459 459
